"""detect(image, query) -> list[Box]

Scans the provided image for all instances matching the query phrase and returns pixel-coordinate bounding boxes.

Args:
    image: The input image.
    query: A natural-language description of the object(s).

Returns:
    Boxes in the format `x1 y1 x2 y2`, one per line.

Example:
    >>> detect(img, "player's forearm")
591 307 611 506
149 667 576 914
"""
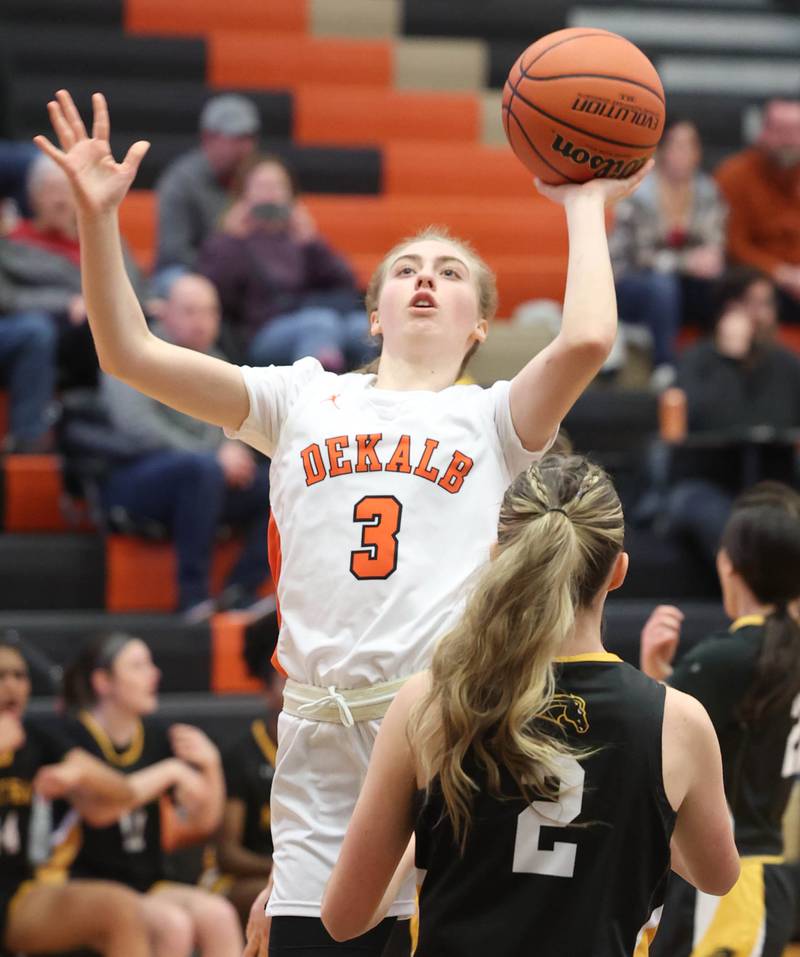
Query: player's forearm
66 750 135 804
77 209 157 376
127 758 186 808
366 838 417 933
559 194 617 358
184 760 226 833
79 209 249 430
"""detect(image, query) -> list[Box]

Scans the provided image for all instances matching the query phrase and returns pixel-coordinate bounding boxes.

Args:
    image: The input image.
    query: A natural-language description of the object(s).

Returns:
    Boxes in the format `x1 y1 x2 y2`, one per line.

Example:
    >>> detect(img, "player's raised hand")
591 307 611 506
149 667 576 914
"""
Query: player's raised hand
535 158 654 207
33 90 149 217
640 604 684 681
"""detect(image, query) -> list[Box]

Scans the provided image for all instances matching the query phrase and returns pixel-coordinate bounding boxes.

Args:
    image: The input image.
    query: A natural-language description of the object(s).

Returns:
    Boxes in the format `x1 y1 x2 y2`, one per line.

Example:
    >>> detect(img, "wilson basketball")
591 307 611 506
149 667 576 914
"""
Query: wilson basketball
502 28 665 185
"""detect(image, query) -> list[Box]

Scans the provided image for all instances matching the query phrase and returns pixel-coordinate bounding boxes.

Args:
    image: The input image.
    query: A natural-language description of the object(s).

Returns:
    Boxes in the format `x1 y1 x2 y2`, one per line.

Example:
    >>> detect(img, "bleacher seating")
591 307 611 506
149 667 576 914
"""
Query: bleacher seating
2 0 793 713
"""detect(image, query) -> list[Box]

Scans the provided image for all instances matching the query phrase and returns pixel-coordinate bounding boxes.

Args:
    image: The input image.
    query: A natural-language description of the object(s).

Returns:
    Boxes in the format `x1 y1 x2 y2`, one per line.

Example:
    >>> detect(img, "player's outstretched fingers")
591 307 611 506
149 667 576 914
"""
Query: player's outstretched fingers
46 100 75 152
91 92 110 143
55 89 88 141
32 134 67 167
121 140 151 177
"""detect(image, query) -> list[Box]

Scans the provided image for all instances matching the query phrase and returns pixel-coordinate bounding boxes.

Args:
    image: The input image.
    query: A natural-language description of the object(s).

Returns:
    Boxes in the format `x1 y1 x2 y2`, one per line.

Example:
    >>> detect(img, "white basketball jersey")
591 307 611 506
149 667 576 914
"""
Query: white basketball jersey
228 358 551 687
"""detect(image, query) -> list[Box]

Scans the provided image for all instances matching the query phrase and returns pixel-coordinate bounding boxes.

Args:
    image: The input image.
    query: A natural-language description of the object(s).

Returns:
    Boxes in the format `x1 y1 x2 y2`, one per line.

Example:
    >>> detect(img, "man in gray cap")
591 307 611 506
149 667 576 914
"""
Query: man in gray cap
154 94 260 293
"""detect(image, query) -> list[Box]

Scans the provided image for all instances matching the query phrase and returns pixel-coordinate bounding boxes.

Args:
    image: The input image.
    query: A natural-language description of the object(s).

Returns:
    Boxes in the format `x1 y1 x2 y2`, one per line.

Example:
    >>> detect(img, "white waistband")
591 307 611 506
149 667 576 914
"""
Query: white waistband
282 677 409 727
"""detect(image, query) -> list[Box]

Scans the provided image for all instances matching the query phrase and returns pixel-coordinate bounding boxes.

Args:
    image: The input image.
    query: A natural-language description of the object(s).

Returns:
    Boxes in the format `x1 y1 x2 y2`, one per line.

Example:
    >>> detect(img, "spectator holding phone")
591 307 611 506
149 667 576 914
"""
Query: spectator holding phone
198 156 373 370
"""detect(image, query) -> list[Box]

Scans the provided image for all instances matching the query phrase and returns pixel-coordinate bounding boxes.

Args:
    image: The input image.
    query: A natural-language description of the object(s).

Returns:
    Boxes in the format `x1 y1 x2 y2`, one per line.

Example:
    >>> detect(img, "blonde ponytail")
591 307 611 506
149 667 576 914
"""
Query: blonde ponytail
411 455 624 846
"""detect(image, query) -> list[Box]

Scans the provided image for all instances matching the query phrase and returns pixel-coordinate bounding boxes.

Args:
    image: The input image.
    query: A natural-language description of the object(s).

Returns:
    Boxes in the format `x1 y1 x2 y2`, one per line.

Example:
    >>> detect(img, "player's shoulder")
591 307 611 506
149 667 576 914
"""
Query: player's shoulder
60 712 97 748
385 672 431 731
22 713 92 765
397 670 432 703
447 379 511 419
681 629 757 672
663 684 716 745
240 356 342 406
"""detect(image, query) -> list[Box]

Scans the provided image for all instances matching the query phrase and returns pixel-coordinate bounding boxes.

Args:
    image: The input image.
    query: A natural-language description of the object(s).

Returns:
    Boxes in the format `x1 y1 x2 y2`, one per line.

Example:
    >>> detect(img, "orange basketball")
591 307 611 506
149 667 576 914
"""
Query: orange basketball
502 28 665 186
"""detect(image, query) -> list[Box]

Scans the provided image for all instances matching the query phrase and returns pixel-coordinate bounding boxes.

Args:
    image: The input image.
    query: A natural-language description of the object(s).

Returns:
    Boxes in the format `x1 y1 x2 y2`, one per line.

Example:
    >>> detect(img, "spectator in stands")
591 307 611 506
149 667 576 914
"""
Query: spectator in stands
0 141 38 216
663 270 800 564
718 266 779 343
60 632 243 957
0 154 146 391
610 119 727 389
101 274 271 617
154 95 260 294
199 155 372 370
716 99 800 323
0 304 56 452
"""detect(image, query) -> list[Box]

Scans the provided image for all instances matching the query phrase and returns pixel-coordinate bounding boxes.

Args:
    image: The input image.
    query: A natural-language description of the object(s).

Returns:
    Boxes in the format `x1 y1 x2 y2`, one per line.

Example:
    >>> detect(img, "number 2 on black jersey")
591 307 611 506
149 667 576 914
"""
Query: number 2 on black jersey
350 496 403 580
513 756 585 878
782 692 800 777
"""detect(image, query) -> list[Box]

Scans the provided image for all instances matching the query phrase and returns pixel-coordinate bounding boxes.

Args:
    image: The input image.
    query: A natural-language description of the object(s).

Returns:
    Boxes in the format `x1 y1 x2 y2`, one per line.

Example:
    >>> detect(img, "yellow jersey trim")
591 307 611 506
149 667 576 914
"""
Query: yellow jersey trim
730 615 766 633
78 711 144 767
555 652 623 663
251 719 277 767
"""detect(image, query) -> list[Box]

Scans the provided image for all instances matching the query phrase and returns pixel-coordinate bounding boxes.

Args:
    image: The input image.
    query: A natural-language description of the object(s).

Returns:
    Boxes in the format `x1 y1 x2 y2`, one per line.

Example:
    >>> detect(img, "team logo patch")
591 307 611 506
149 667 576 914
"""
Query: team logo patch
544 694 590 734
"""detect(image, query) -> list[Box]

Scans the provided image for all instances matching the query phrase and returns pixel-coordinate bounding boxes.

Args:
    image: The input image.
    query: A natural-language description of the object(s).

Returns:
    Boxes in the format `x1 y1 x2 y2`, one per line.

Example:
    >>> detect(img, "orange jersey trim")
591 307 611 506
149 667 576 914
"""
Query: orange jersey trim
267 513 286 676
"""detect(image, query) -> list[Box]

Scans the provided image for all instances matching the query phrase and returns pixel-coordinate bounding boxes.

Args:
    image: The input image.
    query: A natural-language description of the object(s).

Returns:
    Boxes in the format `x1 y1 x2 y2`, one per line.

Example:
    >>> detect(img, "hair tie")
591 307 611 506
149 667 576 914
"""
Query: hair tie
546 507 569 517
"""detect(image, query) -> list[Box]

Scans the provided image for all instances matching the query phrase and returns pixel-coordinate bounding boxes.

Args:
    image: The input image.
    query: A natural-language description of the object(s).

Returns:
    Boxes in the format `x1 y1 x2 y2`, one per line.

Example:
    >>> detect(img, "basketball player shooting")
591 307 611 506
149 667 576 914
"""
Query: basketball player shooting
35 89 651 957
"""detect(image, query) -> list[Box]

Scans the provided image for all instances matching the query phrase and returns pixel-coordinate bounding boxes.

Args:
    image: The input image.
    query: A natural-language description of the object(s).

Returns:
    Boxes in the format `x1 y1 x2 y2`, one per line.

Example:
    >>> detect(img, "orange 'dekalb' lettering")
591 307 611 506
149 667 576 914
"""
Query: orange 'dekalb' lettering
301 434 474 494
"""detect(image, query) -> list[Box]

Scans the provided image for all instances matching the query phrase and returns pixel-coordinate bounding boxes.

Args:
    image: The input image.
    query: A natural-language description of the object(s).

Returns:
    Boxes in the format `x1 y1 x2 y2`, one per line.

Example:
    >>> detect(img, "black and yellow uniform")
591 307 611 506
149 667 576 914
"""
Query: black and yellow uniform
414 654 675 957
53 712 172 893
203 718 277 892
652 616 798 957
224 718 276 860
0 721 70 951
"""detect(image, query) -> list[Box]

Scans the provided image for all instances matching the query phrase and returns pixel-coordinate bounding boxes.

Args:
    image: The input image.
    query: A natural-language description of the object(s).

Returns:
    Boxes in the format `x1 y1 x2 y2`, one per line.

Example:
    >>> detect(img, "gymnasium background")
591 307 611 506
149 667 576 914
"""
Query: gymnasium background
0 0 799 936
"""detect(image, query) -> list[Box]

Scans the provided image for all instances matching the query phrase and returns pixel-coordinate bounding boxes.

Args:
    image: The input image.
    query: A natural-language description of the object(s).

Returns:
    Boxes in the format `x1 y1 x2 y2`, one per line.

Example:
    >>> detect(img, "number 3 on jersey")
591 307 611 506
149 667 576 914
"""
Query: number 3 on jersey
350 496 403 580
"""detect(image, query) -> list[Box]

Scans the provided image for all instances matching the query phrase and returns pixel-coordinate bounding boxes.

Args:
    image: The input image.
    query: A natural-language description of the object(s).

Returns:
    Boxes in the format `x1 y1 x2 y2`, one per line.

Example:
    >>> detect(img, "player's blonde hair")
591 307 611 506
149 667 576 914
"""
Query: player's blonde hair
410 454 625 846
363 226 498 378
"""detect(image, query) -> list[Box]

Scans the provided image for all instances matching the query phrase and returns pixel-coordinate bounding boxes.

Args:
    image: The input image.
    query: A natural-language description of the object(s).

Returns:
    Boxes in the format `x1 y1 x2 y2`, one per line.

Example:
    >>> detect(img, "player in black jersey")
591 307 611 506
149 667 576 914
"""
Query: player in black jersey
321 455 739 956
60 632 243 957
0 637 154 957
642 482 800 957
209 661 282 924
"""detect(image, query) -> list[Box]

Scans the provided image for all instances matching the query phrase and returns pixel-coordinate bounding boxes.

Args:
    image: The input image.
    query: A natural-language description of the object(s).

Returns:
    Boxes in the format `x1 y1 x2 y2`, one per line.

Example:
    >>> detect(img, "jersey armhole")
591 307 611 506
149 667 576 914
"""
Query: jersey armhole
654 683 678 832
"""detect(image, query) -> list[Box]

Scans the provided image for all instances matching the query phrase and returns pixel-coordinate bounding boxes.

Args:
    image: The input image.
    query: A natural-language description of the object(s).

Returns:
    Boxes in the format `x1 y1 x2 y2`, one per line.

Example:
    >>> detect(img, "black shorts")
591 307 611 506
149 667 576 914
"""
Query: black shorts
269 916 408 957
651 858 797 957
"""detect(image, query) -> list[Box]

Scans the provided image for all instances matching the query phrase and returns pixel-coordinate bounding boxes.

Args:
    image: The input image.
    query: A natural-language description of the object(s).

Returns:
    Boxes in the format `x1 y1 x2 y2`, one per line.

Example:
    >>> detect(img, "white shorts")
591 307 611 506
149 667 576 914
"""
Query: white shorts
266 709 417 918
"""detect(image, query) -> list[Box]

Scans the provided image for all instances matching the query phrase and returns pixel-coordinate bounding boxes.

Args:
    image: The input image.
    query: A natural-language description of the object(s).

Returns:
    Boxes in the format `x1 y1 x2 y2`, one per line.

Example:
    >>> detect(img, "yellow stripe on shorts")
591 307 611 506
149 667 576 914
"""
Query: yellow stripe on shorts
691 857 779 957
